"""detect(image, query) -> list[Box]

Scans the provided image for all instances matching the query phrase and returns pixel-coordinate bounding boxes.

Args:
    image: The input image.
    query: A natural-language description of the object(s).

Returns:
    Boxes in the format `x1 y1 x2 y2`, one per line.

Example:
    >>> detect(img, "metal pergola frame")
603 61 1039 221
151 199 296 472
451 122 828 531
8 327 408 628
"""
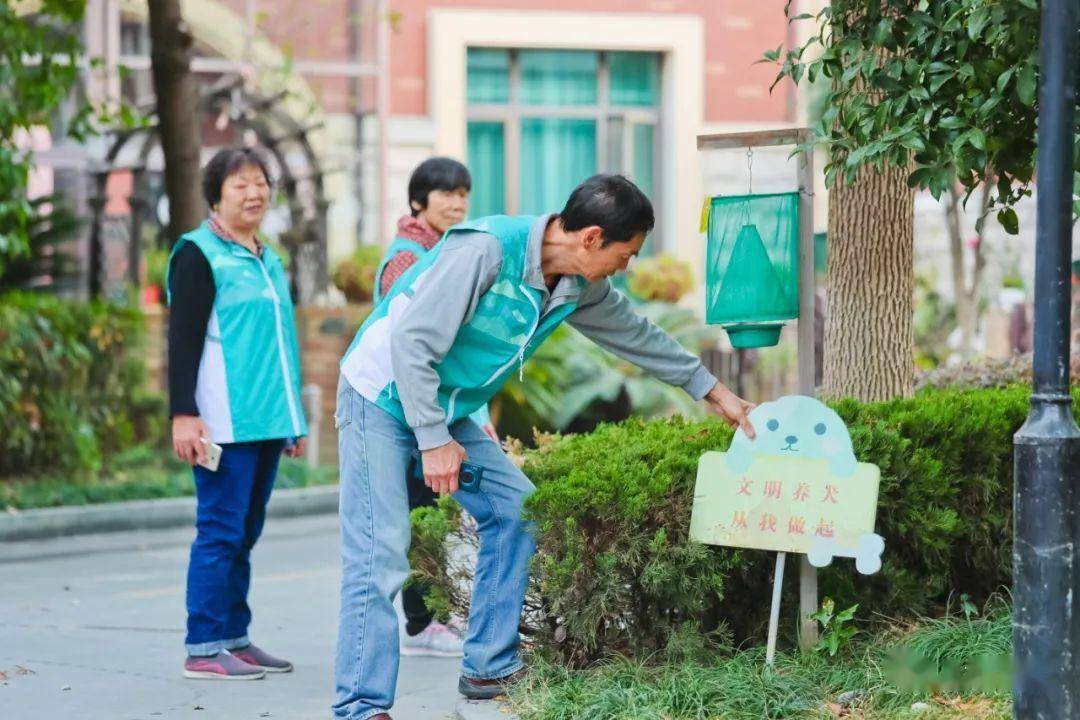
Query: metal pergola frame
87 76 331 304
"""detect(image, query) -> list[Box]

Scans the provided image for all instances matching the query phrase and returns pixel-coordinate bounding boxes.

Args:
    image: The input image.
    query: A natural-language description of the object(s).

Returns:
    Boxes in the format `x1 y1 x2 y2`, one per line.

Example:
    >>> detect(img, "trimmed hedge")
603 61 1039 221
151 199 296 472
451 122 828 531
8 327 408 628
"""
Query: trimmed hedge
0 292 164 478
411 386 1073 667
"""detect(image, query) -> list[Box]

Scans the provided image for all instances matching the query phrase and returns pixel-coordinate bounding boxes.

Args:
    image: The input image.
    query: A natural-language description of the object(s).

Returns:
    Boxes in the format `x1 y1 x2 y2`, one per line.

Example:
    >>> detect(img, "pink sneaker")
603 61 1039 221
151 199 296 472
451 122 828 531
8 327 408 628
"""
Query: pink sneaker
183 651 266 680
230 644 294 673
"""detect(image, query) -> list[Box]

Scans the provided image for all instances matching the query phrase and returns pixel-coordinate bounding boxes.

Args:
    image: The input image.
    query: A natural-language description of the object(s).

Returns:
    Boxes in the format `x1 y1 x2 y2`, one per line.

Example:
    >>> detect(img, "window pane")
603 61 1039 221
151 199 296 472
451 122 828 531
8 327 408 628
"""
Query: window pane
519 50 598 106
467 121 506 217
610 52 660 107
632 123 655 198
633 123 656 255
467 48 510 104
519 118 596 215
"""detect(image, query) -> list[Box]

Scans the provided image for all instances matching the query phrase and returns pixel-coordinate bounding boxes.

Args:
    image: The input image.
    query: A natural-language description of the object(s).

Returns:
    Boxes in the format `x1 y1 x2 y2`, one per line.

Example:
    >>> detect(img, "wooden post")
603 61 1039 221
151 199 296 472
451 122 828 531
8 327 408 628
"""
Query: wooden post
796 133 819 650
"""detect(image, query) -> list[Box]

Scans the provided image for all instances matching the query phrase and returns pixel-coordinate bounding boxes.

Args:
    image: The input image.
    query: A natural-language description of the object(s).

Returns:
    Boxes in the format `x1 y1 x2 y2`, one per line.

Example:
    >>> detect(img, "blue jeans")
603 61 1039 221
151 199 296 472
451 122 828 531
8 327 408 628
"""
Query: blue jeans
185 439 285 655
332 378 535 720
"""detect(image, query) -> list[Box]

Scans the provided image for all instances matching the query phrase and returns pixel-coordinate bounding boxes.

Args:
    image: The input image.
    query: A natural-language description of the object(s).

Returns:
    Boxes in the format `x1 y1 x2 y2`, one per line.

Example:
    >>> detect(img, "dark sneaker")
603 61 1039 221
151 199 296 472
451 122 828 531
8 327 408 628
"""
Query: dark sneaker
183 652 265 680
230 644 293 673
458 668 527 700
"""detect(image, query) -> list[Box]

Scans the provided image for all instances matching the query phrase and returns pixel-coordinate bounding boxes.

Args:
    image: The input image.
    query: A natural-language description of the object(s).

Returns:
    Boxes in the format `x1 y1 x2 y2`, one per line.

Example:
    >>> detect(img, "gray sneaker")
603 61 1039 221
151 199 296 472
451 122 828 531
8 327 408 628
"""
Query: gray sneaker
183 652 266 680
230 644 293 673
400 621 464 657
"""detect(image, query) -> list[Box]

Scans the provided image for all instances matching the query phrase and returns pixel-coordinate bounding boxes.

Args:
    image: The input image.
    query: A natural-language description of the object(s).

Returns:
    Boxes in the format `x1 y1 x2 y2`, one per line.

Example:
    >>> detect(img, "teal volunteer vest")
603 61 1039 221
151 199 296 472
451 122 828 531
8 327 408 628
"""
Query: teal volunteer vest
371 229 492 426
340 215 578 427
167 223 308 444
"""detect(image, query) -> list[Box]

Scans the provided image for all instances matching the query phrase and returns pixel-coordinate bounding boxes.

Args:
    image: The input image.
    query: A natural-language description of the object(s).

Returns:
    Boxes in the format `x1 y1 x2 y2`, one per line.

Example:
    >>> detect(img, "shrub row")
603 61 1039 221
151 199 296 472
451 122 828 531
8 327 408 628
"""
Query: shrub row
0 291 164 478
411 385 1071 667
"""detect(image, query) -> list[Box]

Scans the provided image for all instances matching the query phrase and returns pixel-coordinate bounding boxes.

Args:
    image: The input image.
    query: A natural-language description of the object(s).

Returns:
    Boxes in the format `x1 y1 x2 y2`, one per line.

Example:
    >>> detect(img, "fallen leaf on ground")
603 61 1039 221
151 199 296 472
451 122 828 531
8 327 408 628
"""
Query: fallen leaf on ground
825 701 847 717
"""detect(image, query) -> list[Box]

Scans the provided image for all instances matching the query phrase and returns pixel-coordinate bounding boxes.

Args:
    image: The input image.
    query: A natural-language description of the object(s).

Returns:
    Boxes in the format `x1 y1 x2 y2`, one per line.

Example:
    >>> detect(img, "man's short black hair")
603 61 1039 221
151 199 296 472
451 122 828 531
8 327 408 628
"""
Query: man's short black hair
202 147 273 208
559 174 654 245
408 157 472 216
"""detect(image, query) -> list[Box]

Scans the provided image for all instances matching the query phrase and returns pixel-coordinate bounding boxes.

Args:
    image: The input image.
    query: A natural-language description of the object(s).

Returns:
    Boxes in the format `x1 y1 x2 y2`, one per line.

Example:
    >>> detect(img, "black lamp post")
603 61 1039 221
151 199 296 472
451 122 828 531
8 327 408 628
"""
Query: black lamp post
1013 0 1080 716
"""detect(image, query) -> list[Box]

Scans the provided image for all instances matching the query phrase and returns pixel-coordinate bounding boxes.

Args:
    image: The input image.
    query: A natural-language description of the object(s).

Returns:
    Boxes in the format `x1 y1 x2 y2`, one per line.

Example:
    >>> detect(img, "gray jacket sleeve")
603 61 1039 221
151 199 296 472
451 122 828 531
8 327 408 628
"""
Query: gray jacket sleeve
390 232 503 450
567 279 718 400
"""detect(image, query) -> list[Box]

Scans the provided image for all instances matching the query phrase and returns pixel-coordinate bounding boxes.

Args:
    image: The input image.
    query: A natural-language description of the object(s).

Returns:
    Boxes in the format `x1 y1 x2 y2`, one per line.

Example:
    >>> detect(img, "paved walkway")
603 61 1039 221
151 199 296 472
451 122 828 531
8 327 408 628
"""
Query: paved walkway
0 513 461 720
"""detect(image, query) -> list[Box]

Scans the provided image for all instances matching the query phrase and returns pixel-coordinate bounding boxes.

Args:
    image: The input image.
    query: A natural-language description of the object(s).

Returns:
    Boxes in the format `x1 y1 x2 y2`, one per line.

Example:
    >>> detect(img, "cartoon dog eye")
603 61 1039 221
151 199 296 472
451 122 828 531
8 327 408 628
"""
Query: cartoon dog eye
766 419 779 431
814 423 826 435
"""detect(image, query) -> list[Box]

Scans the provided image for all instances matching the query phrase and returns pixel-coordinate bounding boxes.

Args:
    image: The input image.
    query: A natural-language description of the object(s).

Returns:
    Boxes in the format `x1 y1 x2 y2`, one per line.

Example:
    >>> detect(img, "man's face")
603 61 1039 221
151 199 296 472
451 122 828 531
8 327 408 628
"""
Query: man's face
579 227 646 282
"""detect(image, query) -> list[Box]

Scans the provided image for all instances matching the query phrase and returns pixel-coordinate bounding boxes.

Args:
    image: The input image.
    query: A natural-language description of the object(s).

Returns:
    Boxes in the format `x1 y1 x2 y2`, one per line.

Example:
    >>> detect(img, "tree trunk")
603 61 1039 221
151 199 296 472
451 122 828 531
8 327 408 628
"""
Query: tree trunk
945 180 992 360
944 185 971 357
148 0 203 246
822 164 915 401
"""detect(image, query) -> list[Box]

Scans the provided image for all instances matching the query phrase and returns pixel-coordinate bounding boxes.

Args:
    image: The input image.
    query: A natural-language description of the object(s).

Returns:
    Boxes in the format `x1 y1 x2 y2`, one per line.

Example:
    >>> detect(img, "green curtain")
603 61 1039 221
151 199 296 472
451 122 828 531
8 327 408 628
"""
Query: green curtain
467 121 506 218
610 52 660 107
519 50 598 105
467 48 510 104
633 123 656 255
519 118 596 214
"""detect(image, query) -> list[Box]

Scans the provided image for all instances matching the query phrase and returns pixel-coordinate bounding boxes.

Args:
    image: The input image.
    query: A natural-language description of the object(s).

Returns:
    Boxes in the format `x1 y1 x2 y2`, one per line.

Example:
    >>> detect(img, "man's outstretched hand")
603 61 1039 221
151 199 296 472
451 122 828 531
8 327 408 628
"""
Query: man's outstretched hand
704 381 756 439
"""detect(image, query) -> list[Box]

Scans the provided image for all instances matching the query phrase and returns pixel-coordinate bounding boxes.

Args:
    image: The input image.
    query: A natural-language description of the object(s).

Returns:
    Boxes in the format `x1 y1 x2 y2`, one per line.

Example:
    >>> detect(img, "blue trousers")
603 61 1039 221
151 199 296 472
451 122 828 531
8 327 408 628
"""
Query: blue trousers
332 379 535 720
185 439 285 655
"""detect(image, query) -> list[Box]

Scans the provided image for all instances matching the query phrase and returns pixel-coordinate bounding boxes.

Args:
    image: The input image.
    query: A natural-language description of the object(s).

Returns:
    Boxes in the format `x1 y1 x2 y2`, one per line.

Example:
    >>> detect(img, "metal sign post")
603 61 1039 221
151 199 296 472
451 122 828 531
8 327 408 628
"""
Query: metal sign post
698 127 819 651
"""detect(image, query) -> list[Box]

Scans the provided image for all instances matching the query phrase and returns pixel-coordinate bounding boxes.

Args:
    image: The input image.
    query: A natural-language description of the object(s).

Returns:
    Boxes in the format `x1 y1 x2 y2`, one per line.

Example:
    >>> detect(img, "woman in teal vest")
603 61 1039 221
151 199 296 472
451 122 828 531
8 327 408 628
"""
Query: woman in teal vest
167 147 307 681
375 157 494 658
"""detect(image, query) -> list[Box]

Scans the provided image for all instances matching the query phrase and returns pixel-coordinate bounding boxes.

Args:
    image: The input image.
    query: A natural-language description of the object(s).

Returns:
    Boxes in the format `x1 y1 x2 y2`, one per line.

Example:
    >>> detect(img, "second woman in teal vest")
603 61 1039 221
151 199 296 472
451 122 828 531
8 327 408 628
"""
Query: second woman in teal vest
373 158 491 659
168 147 307 681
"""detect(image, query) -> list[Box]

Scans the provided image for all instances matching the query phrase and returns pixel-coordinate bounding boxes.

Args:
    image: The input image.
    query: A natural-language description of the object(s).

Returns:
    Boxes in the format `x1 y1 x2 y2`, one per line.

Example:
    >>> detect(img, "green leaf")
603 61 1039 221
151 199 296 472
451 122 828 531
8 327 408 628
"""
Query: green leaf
996 67 1016 93
939 116 966 130
1017 65 1037 106
998 207 1019 235
969 128 987 150
929 73 953 94
967 7 991 41
901 133 927 152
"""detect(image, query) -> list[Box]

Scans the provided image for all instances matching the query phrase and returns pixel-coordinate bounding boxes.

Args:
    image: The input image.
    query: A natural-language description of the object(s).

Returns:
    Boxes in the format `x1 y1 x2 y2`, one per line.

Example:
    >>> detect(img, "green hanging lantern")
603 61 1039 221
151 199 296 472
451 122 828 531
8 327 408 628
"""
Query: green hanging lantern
704 192 799 349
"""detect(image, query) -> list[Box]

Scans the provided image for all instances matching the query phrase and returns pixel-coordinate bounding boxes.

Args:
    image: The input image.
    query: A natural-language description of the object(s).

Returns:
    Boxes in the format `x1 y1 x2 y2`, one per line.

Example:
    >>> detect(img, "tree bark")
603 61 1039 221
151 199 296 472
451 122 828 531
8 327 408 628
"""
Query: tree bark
822 163 915 401
148 0 203 245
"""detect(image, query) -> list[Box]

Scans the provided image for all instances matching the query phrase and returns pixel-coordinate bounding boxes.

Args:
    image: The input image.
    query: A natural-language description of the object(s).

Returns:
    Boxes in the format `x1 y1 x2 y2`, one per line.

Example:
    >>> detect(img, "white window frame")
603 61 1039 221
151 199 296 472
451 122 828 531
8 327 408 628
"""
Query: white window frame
466 49 662 224
429 9 704 270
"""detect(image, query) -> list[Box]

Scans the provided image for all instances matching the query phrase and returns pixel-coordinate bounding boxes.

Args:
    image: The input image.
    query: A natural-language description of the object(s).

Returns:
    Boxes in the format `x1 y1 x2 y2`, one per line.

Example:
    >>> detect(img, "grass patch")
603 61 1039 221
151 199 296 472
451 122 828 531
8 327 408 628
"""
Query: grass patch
509 603 1012 720
1 444 338 510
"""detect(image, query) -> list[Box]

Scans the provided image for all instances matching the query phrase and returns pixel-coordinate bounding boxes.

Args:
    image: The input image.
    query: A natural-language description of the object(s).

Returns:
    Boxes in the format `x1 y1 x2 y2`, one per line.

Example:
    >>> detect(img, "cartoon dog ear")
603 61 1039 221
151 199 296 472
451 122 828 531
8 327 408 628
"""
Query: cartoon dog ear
725 438 754 473
854 533 885 575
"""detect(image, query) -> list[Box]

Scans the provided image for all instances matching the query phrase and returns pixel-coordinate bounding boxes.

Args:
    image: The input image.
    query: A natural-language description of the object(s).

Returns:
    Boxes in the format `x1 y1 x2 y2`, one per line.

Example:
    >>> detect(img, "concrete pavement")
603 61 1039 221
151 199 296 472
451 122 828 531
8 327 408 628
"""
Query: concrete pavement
0 513 463 720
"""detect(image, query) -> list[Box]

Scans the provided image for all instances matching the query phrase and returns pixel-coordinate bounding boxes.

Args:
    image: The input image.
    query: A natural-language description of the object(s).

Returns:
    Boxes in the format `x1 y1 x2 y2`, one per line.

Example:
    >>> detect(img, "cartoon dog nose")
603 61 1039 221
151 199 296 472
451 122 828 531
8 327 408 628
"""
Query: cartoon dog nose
785 435 798 445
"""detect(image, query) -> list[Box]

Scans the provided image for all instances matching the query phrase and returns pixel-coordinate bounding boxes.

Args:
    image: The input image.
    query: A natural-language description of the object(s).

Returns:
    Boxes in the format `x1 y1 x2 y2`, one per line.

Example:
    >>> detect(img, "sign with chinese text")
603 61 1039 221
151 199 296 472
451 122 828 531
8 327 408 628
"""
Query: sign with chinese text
690 395 885 574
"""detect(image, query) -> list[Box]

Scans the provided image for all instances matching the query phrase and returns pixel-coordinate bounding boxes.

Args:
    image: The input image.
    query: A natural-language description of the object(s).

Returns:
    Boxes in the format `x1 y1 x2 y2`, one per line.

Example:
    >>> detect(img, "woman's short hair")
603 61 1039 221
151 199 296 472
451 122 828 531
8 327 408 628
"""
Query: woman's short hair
408 157 471 216
559 174 654 245
202 147 273 208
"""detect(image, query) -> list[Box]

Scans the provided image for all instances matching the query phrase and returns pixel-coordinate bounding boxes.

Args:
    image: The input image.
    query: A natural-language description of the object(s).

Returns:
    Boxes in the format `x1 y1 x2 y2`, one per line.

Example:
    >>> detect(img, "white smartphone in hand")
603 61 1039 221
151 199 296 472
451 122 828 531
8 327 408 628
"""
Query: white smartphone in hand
198 437 223 472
